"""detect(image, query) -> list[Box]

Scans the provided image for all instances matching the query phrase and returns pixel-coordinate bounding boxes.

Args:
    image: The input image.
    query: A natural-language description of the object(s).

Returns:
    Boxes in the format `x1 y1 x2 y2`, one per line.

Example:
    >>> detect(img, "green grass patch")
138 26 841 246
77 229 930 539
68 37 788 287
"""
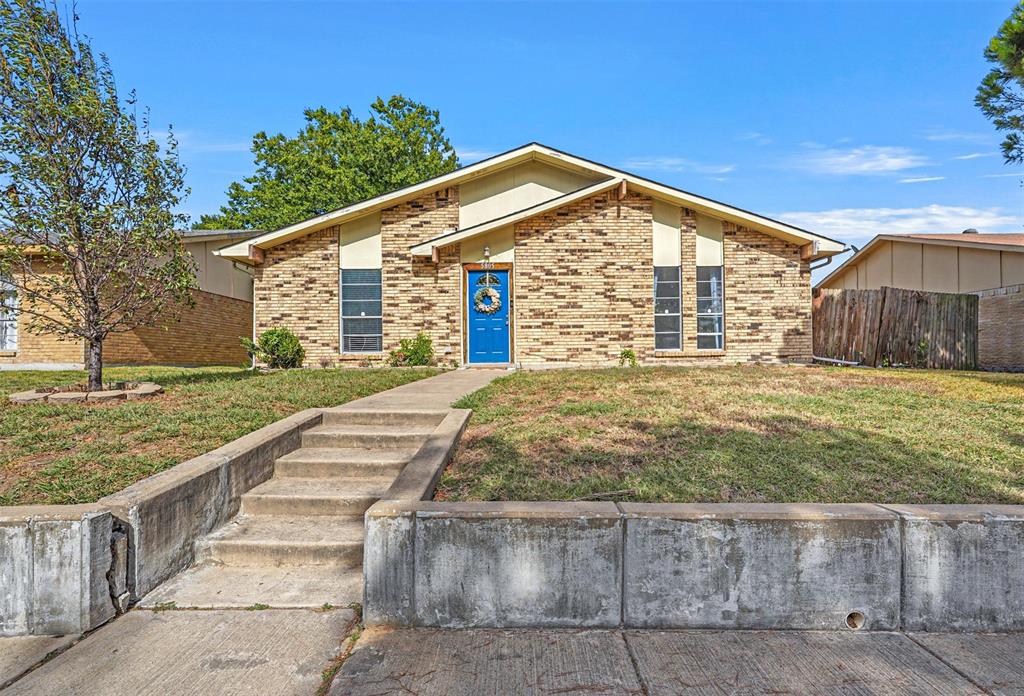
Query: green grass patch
437 365 1024 504
0 365 439 506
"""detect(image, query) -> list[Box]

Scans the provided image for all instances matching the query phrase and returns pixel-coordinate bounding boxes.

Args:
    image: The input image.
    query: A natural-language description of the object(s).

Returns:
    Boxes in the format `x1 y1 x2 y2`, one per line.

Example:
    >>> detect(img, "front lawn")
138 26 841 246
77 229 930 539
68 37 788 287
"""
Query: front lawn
0 366 439 506
438 366 1024 504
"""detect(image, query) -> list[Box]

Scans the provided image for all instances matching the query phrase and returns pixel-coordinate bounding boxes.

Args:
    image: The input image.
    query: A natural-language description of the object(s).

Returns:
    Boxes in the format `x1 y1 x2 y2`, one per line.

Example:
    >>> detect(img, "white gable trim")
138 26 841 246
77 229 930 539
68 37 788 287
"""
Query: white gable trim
215 143 846 263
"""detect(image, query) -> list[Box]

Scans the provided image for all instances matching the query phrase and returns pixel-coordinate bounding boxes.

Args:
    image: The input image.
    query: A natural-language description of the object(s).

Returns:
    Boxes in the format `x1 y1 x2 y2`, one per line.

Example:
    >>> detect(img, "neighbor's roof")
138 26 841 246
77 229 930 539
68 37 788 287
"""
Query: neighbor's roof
215 142 847 264
902 232 1024 247
180 229 263 244
815 232 1024 288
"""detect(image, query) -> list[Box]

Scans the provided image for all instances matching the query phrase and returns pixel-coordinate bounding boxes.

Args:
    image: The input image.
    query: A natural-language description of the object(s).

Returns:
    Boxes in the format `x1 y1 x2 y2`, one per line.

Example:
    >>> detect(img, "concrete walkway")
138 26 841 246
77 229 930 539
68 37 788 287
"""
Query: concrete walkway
329 627 1024 695
339 367 506 410
0 369 502 694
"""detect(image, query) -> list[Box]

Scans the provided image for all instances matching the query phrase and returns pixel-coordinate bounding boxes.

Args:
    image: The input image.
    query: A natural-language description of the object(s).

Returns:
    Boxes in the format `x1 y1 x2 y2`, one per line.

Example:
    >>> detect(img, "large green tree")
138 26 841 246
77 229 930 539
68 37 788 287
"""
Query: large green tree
195 96 459 231
0 0 195 390
977 1 1024 163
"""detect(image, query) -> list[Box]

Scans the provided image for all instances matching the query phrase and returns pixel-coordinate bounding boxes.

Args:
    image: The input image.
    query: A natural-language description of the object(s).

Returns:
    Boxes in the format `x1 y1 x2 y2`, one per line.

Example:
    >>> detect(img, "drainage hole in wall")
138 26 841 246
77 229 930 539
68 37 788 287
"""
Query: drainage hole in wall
845 611 865 630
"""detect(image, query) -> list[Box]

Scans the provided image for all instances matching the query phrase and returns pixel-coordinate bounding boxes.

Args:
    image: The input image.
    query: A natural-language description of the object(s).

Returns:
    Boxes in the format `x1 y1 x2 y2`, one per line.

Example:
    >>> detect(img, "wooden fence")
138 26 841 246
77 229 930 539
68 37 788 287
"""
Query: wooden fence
812 287 978 370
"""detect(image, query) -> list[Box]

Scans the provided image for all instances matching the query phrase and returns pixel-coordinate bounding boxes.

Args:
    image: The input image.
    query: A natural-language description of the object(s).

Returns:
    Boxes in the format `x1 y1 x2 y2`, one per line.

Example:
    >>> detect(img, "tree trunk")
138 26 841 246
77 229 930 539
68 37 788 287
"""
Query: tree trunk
86 339 103 391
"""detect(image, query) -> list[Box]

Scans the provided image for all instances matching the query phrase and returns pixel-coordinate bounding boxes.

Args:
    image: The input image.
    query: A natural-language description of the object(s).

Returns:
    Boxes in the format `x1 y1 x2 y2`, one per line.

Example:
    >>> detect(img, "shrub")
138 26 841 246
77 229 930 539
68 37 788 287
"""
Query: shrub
618 348 638 368
241 328 306 369
389 332 435 366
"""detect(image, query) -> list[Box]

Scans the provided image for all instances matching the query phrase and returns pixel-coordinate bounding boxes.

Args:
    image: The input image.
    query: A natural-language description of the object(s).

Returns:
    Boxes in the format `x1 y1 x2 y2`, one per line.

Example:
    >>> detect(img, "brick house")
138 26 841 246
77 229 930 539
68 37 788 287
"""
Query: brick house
216 143 845 368
0 230 258 369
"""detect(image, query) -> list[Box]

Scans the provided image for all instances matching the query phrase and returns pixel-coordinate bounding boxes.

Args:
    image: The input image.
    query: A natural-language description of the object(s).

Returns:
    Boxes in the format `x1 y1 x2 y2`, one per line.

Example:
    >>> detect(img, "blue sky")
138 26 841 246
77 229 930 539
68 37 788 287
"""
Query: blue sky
75 0 1020 276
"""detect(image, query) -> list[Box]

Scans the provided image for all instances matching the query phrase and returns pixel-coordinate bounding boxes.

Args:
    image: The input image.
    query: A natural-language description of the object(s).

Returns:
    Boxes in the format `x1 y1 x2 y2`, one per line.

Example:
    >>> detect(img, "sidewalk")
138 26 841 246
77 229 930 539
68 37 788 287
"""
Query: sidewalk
328 627 1024 695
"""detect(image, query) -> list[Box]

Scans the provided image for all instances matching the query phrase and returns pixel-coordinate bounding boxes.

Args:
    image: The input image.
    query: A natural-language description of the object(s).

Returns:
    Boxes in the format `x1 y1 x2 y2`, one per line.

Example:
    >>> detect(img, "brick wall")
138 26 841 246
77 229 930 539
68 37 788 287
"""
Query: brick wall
977 284 1024 370
0 262 84 366
514 192 653 365
254 228 339 366
381 188 462 361
105 289 253 366
0 320 83 366
722 223 813 363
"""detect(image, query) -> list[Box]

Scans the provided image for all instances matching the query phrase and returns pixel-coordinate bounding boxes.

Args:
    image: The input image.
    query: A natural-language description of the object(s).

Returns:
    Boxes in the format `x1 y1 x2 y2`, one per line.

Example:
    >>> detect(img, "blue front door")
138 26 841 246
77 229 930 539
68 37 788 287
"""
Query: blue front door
467 268 511 363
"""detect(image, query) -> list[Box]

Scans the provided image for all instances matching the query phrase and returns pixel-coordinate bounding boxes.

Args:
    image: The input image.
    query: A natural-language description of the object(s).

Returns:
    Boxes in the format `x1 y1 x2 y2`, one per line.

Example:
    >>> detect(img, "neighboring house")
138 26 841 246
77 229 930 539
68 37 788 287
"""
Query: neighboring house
816 232 1024 370
0 230 259 369
216 143 846 368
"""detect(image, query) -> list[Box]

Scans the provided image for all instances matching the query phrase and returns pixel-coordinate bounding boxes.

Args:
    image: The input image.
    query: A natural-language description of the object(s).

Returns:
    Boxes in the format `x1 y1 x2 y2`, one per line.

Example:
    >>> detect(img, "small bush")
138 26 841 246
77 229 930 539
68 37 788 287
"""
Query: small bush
618 348 638 368
241 328 306 369
389 332 434 367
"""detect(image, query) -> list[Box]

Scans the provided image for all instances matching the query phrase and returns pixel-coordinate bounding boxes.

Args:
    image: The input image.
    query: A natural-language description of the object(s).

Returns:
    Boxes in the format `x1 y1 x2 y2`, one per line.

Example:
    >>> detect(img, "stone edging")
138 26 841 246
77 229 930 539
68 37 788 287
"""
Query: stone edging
364 500 1024 632
9 381 164 404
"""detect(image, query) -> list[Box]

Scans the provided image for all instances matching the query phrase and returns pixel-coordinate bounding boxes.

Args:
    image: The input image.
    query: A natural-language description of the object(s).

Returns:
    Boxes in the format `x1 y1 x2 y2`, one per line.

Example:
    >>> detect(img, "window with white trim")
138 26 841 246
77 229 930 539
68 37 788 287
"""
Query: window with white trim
653 266 682 350
340 269 382 352
696 266 724 350
0 277 16 352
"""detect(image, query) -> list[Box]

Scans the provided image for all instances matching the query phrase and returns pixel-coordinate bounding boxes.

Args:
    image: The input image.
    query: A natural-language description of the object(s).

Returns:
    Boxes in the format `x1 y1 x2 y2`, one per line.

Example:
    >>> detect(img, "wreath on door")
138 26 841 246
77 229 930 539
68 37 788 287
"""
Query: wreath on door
473 287 501 314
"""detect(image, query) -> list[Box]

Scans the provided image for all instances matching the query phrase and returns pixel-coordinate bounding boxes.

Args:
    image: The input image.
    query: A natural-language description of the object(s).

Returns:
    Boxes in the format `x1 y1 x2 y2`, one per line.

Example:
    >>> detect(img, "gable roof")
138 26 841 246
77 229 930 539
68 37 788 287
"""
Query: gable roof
815 232 1024 288
215 142 847 263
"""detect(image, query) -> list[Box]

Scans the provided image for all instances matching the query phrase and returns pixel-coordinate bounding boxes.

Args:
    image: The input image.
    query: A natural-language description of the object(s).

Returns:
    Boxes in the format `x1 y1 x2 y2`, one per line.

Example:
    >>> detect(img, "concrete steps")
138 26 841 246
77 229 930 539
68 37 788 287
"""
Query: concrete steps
240 475 393 516
301 423 434 449
321 410 447 428
274 447 417 478
145 404 464 610
198 515 365 567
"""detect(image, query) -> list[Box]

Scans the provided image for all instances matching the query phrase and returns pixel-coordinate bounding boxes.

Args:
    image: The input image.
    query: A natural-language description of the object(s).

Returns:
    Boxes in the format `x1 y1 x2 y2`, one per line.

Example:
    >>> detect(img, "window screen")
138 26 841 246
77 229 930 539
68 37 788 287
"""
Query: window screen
654 266 681 350
341 269 382 352
696 266 724 350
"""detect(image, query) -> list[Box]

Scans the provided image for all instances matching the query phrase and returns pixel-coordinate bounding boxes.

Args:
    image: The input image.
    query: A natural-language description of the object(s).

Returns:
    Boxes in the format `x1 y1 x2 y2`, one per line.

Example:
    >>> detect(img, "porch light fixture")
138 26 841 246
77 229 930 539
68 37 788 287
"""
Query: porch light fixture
482 245 492 269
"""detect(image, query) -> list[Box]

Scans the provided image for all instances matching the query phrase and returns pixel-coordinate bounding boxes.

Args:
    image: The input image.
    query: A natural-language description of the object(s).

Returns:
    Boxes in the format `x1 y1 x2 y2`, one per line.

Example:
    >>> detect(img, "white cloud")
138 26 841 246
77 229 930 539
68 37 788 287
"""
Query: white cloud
153 130 251 155
456 147 499 164
775 204 1021 247
736 131 772 146
622 157 735 175
982 172 1024 178
898 176 945 184
953 152 994 160
788 144 928 175
923 130 990 143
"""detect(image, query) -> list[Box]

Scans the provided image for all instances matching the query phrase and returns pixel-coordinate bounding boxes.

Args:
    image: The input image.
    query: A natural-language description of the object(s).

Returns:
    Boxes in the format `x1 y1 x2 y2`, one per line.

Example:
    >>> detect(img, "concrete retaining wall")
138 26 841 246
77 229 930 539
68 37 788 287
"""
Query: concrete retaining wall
100 408 323 600
364 501 1024 632
0 506 114 636
0 408 323 636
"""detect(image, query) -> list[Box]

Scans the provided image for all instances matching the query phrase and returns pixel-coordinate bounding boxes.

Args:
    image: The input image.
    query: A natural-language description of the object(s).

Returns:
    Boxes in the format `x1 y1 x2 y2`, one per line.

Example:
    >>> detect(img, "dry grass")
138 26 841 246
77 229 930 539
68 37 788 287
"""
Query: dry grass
438 365 1024 504
0 366 439 506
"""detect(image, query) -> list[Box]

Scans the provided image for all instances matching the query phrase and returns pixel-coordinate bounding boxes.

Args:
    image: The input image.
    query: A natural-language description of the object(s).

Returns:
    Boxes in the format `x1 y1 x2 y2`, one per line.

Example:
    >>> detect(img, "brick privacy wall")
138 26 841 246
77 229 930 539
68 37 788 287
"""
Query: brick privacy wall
104 289 252 366
722 223 813 363
514 192 654 365
253 228 340 366
976 284 1024 370
380 188 462 360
